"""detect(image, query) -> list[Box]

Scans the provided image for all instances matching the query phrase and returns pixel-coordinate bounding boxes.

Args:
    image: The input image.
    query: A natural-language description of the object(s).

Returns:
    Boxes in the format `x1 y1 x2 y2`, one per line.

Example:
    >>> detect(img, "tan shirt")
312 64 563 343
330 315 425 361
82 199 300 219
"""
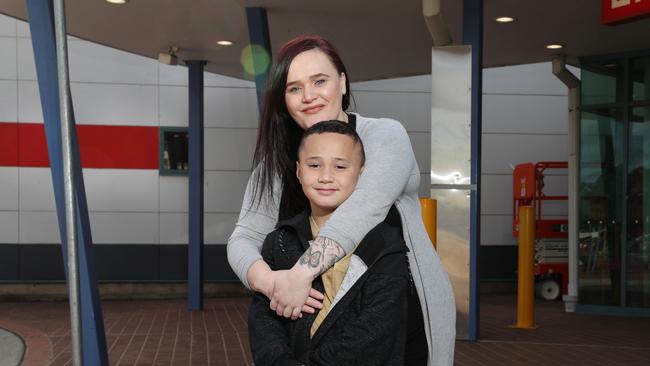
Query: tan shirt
309 217 352 337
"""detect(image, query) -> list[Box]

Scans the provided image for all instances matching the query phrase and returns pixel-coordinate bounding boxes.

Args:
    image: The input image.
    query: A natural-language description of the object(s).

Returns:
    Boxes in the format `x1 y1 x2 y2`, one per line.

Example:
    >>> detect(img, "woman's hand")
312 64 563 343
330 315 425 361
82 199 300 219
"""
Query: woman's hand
270 264 316 319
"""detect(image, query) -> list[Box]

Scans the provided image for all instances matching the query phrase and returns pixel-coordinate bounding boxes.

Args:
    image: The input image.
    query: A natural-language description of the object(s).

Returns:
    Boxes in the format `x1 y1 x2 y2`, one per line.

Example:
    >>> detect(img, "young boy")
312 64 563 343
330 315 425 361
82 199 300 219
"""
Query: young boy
248 120 427 365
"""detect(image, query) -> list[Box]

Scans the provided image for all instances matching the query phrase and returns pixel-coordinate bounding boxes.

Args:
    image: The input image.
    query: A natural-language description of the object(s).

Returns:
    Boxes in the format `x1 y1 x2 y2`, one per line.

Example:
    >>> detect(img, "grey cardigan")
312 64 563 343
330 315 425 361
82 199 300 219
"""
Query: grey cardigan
227 113 456 366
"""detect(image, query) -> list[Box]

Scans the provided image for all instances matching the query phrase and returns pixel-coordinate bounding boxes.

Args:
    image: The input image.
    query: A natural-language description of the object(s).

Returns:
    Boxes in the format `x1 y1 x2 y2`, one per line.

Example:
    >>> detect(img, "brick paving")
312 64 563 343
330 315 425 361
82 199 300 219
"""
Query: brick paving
0 294 648 365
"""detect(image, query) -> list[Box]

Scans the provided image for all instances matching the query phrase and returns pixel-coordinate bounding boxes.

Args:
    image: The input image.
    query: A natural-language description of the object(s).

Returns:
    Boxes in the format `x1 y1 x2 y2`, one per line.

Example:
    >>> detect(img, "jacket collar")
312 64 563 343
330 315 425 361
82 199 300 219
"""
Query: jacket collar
276 209 313 250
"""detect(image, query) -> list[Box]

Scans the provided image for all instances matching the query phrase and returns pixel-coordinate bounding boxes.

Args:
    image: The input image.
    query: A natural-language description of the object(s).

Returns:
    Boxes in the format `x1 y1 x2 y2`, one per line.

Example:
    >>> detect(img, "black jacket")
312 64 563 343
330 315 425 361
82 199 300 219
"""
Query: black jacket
248 207 422 366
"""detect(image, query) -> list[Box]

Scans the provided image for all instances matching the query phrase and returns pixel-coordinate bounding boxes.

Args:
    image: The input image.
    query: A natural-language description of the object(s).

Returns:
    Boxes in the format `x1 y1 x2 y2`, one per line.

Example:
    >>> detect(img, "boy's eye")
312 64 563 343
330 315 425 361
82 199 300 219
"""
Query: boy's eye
307 163 320 168
335 165 348 170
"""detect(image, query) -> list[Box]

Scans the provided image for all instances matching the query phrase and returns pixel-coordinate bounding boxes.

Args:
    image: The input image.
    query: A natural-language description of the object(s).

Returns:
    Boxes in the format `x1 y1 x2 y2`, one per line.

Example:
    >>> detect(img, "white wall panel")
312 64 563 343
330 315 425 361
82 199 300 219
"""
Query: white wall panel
482 94 568 134
205 128 256 171
159 64 254 88
19 211 59 244
90 212 158 244
0 80 18 121
204 171 251 213
483 62 569 96
70 83 157 125
0 167 19 210
205 213 238 244
352 75 431 93
68 40 157 84
481 173 567 216
0 38 17 79
482 134 568 174
159 86 188 127
159 176 188 212
204 87 258 128
0 212 18 244
18 80 43 123
159 213 187 244
16 20 29 37
481 215 516 246
0 14 16 36
204 73 255 88
84 169 158 212
407 132 430 174
19 168 55 211
353 91 430 132
17 38 36 80
158 64 187 86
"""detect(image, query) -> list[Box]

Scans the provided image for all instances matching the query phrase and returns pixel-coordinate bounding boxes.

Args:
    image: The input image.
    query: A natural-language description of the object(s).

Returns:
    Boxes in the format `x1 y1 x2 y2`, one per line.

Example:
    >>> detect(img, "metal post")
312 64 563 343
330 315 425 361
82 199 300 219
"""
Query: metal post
552 58 580 312
26 0 108 364
511 206 538 329
246 7 272 110
463 0 483 341
53 0 81 363
188 60 206 311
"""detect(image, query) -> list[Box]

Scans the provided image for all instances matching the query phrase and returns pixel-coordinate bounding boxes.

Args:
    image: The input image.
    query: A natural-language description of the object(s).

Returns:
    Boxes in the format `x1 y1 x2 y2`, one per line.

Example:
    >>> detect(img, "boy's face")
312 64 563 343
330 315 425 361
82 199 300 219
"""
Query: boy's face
296 132 363 216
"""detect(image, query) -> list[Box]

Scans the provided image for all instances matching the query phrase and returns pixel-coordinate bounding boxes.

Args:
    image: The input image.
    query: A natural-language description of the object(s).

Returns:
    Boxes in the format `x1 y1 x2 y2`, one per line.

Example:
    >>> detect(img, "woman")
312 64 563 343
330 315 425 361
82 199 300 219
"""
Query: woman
228 35 455 365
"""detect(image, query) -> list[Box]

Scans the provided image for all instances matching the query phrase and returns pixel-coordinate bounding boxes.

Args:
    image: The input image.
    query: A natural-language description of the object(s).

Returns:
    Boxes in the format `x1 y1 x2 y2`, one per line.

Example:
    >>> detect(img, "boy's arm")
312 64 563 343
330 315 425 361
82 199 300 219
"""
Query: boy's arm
309 266 410 365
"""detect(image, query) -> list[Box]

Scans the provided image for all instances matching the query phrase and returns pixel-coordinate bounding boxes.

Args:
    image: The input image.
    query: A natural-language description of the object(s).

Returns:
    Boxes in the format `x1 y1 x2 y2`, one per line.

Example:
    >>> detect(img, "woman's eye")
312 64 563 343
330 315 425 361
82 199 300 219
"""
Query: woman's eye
315 79 326 86
307 163 320 168
287 86 300 94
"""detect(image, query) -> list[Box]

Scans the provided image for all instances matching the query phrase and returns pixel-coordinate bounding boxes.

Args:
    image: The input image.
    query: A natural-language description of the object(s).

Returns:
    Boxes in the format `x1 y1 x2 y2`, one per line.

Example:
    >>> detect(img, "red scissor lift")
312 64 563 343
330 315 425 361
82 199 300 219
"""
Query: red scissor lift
513 162 568 300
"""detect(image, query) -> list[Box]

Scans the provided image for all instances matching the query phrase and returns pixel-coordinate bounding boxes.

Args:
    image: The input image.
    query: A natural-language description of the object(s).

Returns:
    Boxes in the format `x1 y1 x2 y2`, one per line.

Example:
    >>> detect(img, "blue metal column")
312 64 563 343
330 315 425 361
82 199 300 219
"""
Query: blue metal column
246 7 272 109
463 0 483 341
25 0 108 363
187 60 206 311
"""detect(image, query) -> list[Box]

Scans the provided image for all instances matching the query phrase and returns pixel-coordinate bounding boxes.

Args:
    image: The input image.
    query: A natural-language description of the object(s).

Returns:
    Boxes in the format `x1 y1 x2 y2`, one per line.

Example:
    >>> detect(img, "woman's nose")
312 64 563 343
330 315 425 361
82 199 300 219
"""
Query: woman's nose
302 85 316 102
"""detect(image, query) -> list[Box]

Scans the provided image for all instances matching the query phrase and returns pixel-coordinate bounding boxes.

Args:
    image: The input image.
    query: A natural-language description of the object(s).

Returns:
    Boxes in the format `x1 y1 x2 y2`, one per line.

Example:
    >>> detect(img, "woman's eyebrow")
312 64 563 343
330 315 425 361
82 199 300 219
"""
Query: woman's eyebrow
286 73 331 86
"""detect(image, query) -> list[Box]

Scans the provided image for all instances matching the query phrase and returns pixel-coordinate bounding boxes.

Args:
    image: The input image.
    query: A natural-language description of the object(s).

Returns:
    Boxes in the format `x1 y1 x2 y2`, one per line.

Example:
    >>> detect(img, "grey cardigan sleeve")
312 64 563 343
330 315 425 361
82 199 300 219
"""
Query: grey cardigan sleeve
227 167 280 288
317 118 416 254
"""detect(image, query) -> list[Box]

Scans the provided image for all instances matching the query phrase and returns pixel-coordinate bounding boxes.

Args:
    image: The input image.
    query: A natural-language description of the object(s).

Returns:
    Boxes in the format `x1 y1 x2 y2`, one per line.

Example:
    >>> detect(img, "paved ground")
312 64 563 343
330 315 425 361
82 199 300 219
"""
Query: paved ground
0 294 648 365
0 328 23 366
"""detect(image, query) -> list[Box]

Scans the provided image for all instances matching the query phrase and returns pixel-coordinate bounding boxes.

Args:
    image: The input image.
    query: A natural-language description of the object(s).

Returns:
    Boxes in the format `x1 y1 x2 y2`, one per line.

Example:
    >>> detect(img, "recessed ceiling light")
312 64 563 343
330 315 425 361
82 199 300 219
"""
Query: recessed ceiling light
495 17 515 23
217 40 233 46
106 0 128 4
546 44 563 50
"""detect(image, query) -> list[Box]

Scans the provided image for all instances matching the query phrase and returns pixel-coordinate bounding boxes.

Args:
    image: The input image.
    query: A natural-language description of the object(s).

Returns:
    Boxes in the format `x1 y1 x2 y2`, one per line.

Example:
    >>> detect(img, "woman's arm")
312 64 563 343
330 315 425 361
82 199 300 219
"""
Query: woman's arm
227 167 279 290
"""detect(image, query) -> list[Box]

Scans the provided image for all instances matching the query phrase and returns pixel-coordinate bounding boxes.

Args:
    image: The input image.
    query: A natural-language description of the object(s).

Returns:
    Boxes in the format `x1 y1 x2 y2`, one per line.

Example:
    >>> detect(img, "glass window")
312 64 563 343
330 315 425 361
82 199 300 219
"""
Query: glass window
160 127 189 176
627 106 650 307
631 56 650 102
579 109 625 306
581 62 624 106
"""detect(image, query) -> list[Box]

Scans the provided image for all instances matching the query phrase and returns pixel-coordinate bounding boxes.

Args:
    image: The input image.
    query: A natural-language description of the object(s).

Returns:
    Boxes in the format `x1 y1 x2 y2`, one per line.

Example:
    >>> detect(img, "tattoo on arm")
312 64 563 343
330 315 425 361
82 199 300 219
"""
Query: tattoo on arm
297 236 345 278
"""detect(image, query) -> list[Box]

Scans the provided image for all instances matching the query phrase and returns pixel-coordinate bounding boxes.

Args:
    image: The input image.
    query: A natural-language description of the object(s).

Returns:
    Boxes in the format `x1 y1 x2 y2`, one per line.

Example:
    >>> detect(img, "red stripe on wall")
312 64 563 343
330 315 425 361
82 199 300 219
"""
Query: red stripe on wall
0 122 18 166
1 122 159 169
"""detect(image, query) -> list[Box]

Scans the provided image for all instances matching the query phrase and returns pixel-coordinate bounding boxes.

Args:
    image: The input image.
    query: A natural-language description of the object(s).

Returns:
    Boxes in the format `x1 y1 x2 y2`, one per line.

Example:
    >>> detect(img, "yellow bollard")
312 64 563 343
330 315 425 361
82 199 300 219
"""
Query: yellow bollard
419 198 437 249
510 205 537 330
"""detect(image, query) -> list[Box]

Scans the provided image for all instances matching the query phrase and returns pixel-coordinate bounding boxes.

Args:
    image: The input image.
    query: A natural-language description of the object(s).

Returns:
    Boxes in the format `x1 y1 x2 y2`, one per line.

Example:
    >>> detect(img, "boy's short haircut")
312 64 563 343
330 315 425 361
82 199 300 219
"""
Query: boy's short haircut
298 120 366 166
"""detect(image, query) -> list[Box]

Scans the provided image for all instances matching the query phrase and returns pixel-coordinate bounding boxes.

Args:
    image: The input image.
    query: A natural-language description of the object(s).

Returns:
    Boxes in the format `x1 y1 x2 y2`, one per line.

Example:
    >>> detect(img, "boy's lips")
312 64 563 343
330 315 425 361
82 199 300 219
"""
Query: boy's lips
315 188 337 196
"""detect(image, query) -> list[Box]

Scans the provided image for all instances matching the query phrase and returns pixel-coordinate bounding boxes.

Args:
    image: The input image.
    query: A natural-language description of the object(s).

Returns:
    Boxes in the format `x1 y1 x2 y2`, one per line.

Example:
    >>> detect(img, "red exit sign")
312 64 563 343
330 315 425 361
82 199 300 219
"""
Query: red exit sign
602 0 650 24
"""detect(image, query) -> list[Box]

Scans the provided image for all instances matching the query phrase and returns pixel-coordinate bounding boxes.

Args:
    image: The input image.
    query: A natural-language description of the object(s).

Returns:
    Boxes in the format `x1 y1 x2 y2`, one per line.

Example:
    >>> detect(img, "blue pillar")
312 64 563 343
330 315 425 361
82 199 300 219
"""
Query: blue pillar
246 7 272 110
463 0 483 341
25 0 108 363
187 60 205 311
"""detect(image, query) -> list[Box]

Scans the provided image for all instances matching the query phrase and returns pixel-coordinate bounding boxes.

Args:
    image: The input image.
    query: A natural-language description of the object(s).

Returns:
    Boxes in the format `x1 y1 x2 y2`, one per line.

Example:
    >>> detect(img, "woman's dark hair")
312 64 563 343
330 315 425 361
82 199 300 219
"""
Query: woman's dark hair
299 120 365 166
251 35 352 218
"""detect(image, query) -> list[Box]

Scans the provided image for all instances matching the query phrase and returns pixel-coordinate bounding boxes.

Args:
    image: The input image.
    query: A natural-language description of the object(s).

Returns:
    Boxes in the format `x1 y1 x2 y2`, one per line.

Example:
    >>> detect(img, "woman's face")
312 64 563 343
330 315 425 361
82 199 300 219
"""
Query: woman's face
284 49 348 129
